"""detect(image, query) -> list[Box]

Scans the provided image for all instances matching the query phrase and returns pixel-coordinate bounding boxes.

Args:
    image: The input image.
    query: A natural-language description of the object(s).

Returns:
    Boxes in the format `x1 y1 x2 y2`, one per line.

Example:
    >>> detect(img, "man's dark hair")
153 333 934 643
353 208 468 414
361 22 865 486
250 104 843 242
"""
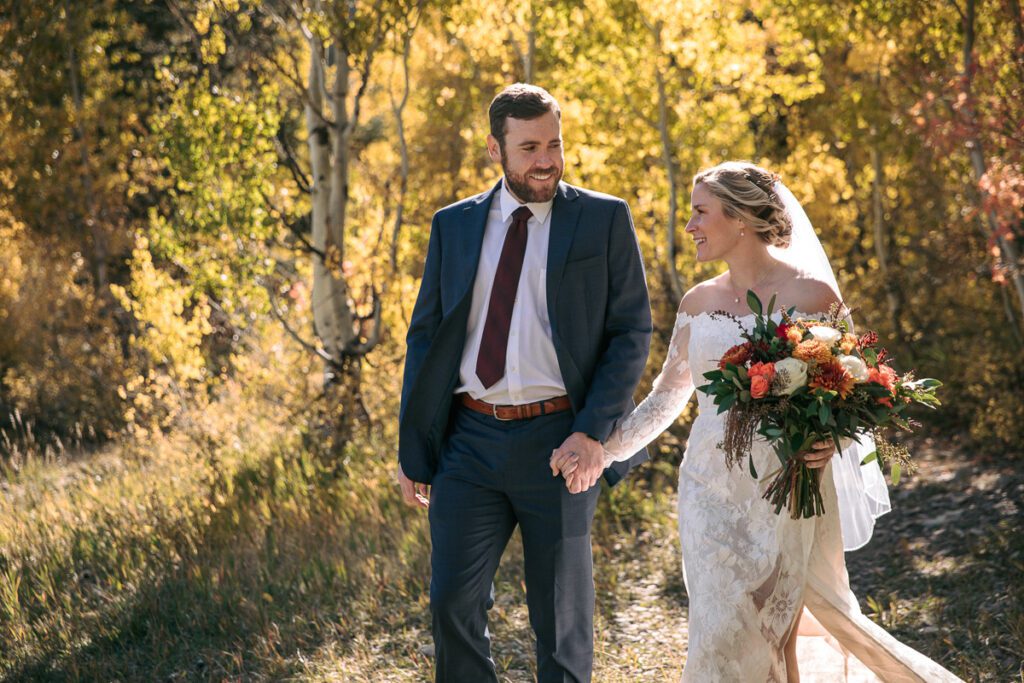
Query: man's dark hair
488 83 561 148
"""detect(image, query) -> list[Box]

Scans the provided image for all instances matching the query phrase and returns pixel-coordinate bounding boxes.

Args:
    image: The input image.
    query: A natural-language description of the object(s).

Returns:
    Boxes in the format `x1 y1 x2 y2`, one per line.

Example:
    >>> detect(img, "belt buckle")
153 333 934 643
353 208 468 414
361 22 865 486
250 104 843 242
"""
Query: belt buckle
492 403 513 422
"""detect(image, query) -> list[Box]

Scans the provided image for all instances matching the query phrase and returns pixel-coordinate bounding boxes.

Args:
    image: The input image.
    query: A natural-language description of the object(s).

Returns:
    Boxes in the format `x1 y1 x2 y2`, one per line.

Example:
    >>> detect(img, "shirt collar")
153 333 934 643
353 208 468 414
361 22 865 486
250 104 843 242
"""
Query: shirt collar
499 177 554 225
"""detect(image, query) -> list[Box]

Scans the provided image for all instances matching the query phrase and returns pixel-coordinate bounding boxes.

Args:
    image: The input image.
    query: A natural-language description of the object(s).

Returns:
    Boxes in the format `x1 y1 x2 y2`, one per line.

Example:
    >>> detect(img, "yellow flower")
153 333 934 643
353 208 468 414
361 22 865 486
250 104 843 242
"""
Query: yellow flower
840 333 858 354
786 327 804 344
793 339 832 366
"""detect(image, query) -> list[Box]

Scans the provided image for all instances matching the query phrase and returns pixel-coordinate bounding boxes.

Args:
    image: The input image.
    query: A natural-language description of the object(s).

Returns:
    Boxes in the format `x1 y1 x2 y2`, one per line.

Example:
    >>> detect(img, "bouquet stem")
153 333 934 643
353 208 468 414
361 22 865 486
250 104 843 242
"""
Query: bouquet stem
763 458 825 519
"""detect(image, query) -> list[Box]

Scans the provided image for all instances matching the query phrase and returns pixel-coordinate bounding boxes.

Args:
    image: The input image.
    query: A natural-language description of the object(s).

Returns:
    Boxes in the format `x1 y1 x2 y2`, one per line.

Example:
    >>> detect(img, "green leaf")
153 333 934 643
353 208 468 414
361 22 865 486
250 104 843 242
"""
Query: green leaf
767 293 777 316
891 462 901 485
748 455 759 478
860 451 878 465
747 289 763 315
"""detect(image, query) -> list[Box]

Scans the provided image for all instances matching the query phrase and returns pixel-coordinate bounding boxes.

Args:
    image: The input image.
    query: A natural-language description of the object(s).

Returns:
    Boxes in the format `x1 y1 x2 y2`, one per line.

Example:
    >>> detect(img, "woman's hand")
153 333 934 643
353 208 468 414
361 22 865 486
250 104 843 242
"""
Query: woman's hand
797 439 836 469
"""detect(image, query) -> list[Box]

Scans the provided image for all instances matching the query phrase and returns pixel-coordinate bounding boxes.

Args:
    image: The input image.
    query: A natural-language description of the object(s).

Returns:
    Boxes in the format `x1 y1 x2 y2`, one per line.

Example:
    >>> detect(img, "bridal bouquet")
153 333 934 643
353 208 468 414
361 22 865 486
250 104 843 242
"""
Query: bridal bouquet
697 292 941 519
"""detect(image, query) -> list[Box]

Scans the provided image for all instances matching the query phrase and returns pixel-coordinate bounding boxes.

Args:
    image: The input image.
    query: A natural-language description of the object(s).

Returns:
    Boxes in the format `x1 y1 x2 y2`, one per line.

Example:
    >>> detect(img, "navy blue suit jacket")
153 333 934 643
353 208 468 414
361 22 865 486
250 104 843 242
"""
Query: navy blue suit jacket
399 180 652 485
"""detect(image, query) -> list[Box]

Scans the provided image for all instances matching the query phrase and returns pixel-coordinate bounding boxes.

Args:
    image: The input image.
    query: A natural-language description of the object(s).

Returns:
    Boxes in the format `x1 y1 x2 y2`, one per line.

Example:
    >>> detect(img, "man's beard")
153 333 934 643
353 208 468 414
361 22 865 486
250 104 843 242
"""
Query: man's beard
501 152 561 203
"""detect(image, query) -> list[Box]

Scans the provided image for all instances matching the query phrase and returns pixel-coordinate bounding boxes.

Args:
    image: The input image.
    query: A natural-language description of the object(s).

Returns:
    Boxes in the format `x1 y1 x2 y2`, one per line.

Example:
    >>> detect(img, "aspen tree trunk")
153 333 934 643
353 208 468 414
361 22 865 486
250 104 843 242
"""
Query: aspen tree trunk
390 10 419 272
306 35 352 371
649 19 684 302
869 139 906 344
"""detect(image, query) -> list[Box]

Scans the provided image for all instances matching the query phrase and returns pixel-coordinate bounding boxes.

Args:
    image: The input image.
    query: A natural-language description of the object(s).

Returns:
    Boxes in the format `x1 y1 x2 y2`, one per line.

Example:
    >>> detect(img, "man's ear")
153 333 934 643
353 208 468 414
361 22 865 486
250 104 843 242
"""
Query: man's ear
486 134 502 164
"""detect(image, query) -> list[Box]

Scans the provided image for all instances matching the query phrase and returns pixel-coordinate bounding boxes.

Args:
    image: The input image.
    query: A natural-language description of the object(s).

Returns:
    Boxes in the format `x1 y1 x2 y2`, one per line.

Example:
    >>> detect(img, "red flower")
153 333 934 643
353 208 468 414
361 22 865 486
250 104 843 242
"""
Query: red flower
869 364 897 389
857 331 878 350
719 342 752 369
809 358 856 399
776 322 792 340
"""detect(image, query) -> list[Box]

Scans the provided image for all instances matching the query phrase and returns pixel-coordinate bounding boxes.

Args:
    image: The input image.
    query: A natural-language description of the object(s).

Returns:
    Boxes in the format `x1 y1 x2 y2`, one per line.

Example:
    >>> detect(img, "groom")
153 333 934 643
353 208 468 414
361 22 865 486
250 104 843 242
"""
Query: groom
397 84 651 682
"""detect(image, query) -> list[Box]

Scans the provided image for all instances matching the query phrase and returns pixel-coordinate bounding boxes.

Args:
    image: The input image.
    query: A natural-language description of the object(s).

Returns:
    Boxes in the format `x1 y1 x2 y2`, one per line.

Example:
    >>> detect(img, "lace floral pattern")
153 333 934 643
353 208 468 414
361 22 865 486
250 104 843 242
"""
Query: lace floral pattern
603 311 695 465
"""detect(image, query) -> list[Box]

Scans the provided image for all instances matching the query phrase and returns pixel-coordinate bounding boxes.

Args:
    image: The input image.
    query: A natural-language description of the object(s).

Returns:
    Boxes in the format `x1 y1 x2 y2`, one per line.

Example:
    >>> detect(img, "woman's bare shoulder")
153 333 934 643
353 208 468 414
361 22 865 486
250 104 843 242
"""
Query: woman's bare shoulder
777 273 841 315
678 275 728 316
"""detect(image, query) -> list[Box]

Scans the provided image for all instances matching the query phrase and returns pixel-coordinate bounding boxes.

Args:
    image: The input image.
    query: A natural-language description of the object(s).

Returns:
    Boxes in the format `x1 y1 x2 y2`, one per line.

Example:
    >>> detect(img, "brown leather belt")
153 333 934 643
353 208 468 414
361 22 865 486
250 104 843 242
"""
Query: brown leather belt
459 394 572 421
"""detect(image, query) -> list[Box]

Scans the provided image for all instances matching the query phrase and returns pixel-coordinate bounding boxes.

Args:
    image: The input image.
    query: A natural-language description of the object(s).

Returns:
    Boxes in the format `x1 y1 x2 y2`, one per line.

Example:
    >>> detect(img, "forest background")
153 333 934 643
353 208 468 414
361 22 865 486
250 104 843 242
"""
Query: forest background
1 0 1022 680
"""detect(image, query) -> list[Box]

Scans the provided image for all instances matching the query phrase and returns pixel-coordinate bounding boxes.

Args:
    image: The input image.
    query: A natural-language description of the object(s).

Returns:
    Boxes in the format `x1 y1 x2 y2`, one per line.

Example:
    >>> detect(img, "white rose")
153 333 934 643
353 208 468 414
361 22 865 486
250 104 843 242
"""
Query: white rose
773 357 809 395
808 325 842 346
839 354 869 382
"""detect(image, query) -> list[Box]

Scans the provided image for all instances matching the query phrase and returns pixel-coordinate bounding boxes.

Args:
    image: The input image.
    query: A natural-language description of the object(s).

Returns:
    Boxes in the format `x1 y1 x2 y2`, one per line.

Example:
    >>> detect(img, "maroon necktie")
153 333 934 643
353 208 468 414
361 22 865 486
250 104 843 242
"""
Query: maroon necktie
476 206 533 388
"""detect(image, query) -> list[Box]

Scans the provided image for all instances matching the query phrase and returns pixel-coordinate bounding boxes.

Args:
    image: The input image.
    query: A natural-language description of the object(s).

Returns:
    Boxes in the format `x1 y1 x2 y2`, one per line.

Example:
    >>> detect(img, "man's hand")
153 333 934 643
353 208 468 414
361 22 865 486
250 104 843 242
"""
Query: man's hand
550 432 605 494
798 440 836 469
398 464 430 509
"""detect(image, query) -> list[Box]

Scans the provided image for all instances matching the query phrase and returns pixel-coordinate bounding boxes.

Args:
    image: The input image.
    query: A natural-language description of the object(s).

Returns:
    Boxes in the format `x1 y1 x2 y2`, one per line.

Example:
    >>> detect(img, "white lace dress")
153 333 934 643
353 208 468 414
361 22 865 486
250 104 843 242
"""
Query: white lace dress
603 310 963 682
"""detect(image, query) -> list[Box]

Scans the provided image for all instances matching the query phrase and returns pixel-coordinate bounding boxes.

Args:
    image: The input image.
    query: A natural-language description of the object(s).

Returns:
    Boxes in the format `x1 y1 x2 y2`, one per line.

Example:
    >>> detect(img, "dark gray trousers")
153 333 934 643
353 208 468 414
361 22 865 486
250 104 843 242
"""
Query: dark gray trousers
429 404 600 683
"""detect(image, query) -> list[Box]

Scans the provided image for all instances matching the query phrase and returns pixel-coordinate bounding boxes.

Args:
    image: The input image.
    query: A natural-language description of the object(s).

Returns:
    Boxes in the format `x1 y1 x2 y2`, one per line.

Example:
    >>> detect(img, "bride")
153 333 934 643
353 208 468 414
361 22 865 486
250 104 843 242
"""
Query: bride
550 162 962 682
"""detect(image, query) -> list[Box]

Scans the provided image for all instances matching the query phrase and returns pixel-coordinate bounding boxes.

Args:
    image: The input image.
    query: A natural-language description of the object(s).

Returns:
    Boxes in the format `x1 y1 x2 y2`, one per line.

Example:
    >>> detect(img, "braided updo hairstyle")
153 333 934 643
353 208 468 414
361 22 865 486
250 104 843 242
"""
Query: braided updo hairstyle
692 161 792 248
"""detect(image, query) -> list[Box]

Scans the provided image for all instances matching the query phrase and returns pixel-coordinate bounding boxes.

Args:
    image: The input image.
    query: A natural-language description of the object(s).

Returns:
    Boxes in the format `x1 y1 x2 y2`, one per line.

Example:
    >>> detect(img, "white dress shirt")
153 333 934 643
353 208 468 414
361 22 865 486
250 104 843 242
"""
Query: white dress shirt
457 179 566 405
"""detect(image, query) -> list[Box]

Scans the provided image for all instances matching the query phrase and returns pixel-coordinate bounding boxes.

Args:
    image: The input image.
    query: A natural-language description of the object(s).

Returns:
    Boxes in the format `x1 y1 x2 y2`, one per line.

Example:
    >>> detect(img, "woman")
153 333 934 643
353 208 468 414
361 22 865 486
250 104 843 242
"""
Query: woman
551 162 962 682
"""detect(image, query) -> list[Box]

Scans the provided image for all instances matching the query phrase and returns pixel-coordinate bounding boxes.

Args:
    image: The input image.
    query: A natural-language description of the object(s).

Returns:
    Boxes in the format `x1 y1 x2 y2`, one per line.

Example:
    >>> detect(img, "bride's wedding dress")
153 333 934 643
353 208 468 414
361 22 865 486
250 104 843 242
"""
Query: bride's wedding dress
603 309 963 682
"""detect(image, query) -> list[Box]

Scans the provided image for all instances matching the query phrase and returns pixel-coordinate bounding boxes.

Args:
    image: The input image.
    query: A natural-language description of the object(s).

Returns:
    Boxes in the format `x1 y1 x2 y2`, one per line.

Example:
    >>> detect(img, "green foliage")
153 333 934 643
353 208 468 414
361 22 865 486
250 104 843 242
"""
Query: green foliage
148 72 283 321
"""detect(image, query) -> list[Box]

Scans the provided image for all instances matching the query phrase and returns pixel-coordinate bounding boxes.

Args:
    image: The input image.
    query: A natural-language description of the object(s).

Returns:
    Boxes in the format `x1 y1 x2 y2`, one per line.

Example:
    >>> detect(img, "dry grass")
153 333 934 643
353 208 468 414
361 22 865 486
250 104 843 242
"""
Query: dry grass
1 407 1017 682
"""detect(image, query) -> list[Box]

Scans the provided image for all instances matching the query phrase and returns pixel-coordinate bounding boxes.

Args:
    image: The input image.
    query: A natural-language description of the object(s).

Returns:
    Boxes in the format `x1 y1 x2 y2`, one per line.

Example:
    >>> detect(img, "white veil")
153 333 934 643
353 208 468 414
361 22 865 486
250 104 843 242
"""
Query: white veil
770 181 892 551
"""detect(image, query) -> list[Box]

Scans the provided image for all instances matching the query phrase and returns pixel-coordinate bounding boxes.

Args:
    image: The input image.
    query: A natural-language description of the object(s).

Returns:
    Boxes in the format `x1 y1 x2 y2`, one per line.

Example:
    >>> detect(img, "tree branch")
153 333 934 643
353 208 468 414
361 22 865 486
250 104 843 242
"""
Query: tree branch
259 188 324 258
273 127 312 194
268 287 337 365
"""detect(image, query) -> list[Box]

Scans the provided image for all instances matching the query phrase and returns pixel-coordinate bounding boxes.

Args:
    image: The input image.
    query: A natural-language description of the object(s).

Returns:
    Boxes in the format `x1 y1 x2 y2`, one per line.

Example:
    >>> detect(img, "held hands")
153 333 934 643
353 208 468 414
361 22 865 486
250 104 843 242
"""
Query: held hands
397 464 430 509
549 432 605 494
797 440 837 469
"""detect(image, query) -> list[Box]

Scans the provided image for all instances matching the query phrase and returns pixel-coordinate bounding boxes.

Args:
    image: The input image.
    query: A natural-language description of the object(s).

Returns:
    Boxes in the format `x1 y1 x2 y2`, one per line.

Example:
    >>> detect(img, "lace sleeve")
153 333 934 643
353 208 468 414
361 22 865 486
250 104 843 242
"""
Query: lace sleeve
603 311 696 464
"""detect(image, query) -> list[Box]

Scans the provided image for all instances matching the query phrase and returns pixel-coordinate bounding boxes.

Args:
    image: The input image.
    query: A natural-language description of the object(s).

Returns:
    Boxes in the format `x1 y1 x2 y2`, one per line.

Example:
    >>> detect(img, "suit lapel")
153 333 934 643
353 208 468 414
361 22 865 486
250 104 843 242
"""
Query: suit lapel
546 182 582 335
450 180 502 314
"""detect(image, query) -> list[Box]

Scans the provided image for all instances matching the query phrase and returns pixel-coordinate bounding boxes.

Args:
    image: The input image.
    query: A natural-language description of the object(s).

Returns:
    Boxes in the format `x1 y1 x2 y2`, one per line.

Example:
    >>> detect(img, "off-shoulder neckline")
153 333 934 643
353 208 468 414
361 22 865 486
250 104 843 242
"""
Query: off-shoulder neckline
675 309 821 326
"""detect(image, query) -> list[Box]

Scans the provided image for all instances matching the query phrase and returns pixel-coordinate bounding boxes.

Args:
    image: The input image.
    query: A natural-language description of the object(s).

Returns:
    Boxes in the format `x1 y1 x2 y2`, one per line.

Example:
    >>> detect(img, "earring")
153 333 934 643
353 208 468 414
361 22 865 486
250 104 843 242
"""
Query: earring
740 230 745 237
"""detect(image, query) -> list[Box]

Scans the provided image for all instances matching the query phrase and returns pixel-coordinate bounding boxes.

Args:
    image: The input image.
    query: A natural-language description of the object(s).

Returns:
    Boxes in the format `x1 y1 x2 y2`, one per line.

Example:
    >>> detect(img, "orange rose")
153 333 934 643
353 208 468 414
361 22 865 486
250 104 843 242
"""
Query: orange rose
750 375 771 399
748 361 776 382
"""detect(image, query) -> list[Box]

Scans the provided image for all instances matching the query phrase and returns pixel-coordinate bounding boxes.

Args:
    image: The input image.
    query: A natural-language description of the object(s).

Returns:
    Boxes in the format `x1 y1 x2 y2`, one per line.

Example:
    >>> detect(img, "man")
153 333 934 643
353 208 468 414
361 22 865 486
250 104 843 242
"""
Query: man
397 83 651 683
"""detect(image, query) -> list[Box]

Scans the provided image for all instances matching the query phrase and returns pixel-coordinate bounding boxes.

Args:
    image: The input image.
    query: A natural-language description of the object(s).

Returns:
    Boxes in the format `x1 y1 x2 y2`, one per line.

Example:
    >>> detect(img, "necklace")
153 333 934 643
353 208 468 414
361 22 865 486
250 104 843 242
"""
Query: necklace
729 268 776 305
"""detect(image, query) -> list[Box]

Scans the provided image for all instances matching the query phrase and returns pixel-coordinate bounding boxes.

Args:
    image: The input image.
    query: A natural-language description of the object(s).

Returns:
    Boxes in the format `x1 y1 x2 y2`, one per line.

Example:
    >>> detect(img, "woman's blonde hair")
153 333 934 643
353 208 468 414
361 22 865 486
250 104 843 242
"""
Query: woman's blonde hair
692 161 792 248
